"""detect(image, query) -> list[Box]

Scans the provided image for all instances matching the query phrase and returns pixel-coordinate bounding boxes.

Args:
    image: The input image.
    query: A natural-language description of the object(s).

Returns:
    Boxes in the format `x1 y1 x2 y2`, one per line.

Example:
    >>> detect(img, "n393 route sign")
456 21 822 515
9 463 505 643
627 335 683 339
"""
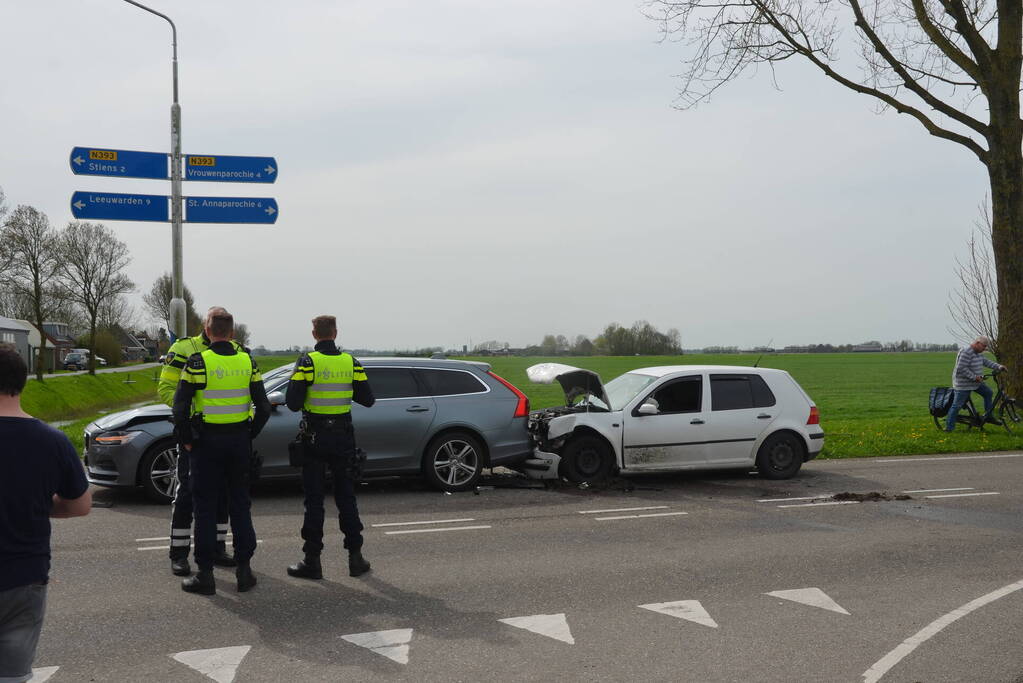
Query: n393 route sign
184 196 279 224
185 154 277 183
69 147 169 180
70 191 169 222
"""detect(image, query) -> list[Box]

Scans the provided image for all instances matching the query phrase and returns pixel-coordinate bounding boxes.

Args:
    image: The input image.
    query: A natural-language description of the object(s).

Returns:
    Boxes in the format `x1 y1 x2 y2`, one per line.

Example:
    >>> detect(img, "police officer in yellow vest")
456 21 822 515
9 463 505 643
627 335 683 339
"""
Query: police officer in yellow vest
158 306 239 577
285 315 375 580
172 309 270 595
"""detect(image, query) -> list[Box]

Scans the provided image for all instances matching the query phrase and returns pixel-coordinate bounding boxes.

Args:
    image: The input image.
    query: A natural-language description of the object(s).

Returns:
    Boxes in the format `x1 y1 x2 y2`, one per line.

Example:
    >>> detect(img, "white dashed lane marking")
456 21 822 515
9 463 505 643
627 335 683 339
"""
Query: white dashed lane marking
756 495 834 503
138 540 263 551
595 511 689 521
777 501 860 509
902 488 974 493
578 506 670 514
371 518 475 527
925 492 1000 499
383 525 491 536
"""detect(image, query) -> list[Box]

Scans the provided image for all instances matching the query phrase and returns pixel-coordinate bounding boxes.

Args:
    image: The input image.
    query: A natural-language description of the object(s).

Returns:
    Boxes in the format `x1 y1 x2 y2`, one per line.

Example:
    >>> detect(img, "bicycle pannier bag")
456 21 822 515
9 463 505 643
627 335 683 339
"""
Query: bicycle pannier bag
929 387 954 417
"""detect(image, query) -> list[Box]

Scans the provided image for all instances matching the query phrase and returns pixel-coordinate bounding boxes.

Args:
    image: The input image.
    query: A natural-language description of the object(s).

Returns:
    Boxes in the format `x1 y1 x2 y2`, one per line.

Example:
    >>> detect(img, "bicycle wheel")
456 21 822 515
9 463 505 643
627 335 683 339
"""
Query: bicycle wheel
999 400 1020 433
933 415 945 431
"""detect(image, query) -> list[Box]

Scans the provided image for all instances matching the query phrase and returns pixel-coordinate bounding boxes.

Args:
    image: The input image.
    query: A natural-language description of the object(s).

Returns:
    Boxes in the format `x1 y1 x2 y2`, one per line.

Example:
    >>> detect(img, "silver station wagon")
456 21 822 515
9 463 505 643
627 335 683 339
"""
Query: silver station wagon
84 358 533 501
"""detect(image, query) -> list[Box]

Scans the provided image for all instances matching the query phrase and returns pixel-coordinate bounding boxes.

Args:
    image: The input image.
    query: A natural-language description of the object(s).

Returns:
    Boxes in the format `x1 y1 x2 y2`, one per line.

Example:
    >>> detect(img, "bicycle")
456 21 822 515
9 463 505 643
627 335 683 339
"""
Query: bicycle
931 370 1021 433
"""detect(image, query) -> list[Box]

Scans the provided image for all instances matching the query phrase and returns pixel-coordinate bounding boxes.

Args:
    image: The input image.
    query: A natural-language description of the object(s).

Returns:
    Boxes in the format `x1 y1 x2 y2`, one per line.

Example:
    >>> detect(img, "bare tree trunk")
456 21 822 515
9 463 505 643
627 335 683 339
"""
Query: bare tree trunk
33 289 46 381
88 315 98 376
988 120 1023 396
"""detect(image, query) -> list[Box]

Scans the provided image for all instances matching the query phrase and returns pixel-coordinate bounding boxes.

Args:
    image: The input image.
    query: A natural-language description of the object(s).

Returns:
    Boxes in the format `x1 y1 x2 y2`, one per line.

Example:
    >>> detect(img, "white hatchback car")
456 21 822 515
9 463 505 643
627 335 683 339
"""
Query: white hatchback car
524 364 824 482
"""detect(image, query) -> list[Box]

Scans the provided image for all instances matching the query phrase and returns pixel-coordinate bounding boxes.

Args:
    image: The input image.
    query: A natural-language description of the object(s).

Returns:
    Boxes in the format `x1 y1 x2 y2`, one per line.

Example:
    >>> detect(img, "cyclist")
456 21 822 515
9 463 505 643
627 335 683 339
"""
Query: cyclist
946 335 1007 431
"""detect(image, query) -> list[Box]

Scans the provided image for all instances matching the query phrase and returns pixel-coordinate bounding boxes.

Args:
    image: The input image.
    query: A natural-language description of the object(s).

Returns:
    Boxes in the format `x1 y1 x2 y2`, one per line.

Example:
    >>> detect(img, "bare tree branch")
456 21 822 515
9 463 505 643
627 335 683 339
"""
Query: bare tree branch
55 221 135 375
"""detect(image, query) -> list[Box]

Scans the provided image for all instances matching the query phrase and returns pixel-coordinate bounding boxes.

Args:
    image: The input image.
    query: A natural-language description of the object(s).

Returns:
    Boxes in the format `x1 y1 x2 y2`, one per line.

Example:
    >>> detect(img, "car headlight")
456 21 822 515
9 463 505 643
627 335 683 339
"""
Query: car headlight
93 430 142 445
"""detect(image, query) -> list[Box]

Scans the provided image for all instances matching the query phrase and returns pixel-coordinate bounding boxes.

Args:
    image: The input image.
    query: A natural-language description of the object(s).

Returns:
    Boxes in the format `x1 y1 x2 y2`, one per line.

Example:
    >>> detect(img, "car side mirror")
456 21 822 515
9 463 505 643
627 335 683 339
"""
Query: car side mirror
268 391 285 410
637 401 659 416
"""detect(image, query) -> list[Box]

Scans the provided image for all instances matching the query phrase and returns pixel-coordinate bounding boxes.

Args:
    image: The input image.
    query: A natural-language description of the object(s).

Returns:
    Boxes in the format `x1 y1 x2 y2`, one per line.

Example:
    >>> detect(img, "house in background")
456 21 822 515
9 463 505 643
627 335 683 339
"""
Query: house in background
16 321 76 373
117 328 148 362
0 317 31 368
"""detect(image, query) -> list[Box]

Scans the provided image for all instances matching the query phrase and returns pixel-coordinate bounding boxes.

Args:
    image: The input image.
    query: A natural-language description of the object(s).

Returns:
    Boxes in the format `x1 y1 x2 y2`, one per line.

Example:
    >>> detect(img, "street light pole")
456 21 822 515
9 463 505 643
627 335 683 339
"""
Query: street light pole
123 0 186 341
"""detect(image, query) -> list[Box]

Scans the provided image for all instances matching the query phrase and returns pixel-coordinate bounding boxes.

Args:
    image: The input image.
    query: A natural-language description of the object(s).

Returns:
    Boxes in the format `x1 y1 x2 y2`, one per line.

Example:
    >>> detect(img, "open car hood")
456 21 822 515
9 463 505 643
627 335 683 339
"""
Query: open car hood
526 363 610 408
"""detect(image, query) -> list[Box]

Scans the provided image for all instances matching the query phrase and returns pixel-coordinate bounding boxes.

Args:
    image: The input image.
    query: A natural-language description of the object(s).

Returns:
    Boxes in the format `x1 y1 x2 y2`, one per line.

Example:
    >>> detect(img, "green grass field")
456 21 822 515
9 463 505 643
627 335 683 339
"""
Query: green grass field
24 357 298 450
470 353 1023 458
26 352 1023 458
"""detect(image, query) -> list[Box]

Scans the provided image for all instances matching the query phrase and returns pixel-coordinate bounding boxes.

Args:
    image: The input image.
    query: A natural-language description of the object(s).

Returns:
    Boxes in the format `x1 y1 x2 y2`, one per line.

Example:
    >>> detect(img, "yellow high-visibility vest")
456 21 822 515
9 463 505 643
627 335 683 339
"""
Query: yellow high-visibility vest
292 352 355 415
186 349 255 424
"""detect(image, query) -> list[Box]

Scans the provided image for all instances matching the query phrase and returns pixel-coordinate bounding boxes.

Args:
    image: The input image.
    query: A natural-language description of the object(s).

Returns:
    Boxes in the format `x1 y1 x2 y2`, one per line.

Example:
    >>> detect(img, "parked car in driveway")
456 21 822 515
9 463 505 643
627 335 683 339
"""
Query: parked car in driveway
84 358 533 502
63 352 87 371
523 363 824 482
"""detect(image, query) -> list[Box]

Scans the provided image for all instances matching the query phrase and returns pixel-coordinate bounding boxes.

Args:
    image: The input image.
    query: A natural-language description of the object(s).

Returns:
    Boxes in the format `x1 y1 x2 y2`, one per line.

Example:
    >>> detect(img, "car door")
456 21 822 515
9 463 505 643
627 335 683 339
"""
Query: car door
701 373 778 465
621 374 708 470
253 375 302 477
353 366 436 472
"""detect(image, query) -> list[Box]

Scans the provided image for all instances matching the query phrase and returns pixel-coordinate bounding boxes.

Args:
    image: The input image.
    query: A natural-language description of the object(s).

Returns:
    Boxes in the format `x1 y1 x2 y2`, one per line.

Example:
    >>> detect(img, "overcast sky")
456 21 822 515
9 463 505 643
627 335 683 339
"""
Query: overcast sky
1 1 989 351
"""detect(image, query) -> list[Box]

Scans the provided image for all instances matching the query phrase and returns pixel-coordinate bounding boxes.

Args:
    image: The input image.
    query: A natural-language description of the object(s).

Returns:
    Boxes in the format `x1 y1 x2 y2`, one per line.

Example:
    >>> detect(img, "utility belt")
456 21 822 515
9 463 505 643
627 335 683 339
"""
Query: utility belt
288 414 365 479
302 411 353 431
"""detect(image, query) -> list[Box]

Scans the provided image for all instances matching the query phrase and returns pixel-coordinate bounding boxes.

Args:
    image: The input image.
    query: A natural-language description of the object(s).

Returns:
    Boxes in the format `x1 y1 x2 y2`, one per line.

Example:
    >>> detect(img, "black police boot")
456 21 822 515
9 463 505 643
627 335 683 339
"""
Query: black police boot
181 570 215 595
349 551 371 577
213 543 237 568
170 557 192 577
236 562 257 593
287 555 323 580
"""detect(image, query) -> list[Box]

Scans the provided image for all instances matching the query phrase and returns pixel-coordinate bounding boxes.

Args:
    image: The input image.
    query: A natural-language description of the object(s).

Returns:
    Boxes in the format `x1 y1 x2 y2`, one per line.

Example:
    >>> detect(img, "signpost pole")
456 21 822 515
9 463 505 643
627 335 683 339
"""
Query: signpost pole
123 0 186 341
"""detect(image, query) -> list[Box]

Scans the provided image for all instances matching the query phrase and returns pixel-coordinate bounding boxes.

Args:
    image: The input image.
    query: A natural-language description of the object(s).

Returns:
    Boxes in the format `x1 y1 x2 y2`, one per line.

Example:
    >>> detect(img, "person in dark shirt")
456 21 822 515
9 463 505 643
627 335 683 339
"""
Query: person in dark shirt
0 344 91 682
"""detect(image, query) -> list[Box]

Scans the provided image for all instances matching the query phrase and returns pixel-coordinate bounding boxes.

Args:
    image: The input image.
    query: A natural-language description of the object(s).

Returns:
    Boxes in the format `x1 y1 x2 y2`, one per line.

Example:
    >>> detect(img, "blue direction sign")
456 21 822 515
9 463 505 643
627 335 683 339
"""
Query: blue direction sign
70 191 169 222
69 147 168 180
184 196 278 224
185 154 278 183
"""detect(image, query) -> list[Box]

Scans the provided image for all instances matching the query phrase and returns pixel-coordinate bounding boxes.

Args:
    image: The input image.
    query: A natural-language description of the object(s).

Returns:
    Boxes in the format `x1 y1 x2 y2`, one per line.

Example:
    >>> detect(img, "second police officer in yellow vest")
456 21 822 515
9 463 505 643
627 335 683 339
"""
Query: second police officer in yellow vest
158 306 240 577
172 308 270 595
284 315 375 580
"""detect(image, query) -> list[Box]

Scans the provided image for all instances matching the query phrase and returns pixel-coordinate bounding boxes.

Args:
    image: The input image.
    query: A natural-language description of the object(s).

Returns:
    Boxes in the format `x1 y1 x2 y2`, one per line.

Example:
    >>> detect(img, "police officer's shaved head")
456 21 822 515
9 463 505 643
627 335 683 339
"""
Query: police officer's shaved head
207 309 234 339
311 315 337 341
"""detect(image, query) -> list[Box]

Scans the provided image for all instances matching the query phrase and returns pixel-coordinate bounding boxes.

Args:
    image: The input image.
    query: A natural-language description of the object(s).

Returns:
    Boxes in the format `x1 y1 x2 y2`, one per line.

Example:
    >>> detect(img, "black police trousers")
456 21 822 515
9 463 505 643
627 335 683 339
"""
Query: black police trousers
300 424 364 555
169 444 230 560
188 429 257 572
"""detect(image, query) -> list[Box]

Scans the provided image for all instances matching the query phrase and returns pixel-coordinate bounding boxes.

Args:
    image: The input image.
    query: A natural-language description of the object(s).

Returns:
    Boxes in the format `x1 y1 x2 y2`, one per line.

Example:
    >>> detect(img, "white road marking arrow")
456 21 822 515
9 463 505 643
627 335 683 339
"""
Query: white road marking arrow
30 667 60 682
73 156 84 166
766 587 850 615
341 629 413 664
264 165 275 175
265 206 276 215
170 645 251 683
498 613 575 644
639 600 719 628
73 200 85 210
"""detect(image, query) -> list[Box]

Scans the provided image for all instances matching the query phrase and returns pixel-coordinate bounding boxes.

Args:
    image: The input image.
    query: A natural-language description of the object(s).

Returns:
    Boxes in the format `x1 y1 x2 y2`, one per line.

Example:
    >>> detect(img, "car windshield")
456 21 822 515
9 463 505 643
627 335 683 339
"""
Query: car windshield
595 372 658 411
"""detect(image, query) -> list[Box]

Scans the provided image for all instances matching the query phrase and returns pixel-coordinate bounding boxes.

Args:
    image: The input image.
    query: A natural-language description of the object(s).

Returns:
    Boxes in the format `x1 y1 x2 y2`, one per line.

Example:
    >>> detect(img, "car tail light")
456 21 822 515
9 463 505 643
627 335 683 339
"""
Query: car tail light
488 371 530 418
807 406 820 425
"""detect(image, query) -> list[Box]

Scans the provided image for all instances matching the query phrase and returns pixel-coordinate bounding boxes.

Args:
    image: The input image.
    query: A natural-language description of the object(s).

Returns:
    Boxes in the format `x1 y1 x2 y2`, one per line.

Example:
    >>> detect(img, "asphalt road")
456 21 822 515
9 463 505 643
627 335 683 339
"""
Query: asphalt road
31 452 1023 682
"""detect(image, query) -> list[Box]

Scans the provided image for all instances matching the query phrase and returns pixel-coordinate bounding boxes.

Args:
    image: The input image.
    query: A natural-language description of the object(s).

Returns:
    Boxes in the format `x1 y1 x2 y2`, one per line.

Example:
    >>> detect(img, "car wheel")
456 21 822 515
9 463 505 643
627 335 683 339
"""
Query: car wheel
756 432 804 480
423 431 484 492
559 434 614 483
140 440 179 504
